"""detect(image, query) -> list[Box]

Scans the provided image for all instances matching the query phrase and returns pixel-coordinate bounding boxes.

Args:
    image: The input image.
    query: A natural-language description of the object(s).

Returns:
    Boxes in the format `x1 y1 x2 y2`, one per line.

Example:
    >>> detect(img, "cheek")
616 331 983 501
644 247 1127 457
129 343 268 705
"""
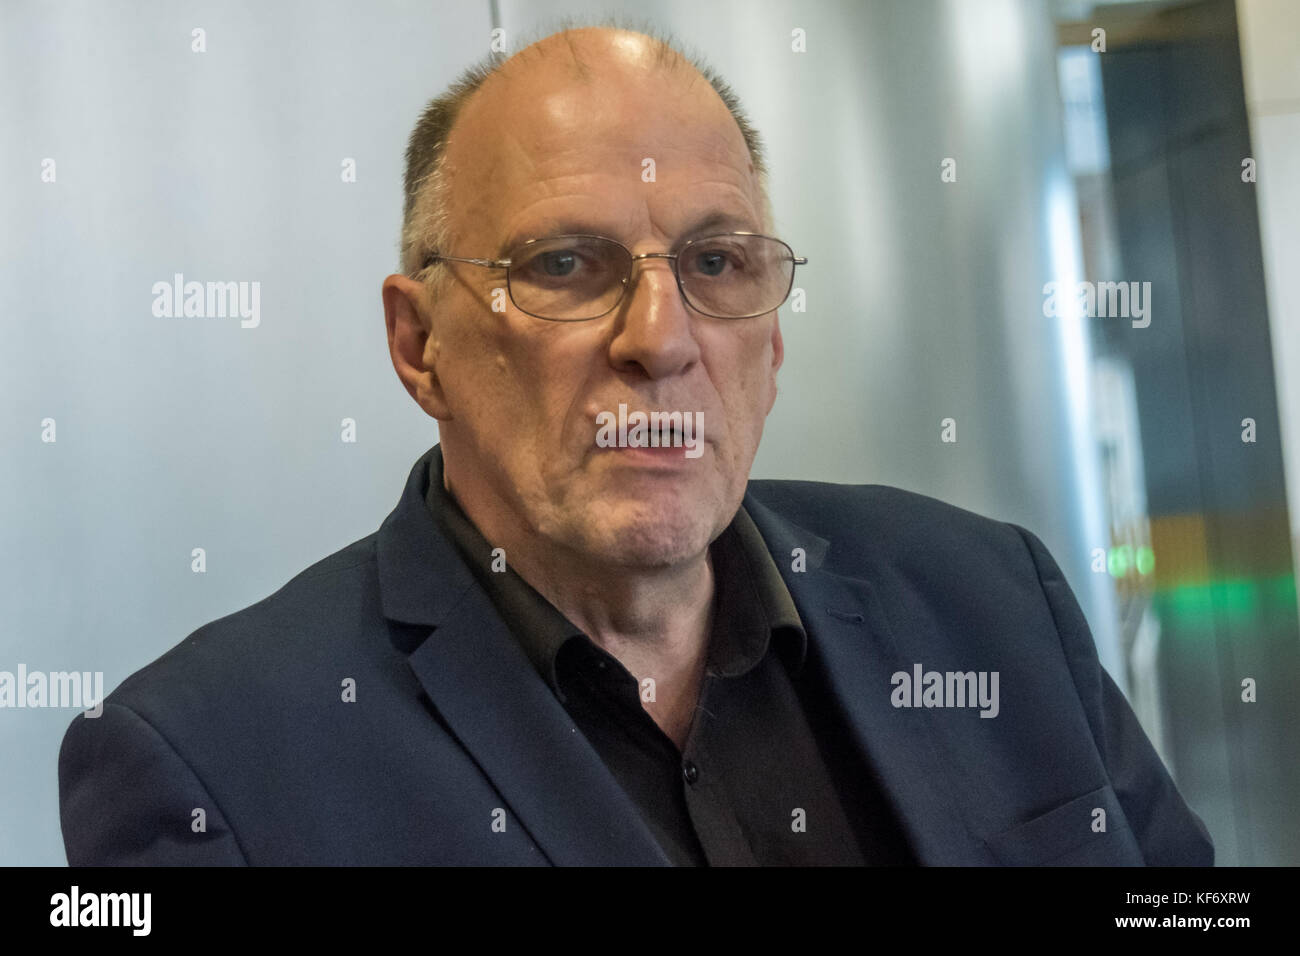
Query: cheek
452 304 527 381
476 330 591 439
715 336 777 420
438 320 525 432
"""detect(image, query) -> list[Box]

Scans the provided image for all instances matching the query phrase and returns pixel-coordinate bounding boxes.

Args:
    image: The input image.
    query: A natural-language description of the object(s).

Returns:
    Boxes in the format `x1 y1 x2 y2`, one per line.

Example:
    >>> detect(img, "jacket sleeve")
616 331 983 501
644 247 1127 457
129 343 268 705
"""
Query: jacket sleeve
59 701 248 866
1012 524 1215 866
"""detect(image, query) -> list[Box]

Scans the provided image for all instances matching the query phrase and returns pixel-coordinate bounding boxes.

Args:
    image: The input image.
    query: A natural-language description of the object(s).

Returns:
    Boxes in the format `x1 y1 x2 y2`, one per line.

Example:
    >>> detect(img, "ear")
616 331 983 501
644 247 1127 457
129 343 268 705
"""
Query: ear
382 273 453 421
770 313 785 374
766 313 785 415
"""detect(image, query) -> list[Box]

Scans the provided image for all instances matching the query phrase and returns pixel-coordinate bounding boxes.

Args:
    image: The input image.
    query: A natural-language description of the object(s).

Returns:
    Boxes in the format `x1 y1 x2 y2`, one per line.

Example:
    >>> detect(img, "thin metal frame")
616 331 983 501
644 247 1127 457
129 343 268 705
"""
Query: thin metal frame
418 231 808 321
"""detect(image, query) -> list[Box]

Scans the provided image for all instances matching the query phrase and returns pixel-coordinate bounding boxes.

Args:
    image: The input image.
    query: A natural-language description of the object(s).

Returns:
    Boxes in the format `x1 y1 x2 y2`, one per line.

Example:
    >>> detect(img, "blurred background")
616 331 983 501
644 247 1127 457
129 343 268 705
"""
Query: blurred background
1 0 1296 865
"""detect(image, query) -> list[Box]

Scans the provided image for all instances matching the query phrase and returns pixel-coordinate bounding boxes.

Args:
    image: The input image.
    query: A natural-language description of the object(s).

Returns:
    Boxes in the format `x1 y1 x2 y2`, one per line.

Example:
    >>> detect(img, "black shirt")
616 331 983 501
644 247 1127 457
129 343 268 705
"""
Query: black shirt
425 449 912 865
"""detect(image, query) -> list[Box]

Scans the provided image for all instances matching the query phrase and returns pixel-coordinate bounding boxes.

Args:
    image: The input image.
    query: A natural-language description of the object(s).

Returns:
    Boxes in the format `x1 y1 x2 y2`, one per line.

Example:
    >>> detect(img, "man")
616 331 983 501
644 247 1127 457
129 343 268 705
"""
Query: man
59 25 1213 866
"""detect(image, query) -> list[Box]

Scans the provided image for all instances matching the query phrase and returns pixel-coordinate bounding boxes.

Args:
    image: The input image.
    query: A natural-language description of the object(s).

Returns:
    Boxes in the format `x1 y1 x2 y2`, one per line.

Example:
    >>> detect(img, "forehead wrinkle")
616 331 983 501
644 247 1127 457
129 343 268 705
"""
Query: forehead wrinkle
504 132 757 205
468 139 756 240
501 176 760 249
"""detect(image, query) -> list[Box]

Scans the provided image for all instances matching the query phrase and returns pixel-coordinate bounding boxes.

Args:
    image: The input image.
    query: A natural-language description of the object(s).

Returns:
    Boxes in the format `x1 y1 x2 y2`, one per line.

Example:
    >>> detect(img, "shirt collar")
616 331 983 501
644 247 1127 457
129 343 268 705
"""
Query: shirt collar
711 504 809 678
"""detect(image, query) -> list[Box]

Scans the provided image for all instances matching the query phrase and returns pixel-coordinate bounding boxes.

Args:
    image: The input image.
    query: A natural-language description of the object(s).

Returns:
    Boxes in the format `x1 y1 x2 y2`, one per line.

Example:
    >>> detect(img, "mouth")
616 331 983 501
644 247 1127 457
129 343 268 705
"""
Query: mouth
585 401 707 463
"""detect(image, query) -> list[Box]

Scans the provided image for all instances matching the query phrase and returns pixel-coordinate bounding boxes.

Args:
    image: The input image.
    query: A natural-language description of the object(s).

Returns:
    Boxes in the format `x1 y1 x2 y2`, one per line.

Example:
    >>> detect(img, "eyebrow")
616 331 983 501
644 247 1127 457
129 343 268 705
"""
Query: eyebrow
496 209 761 257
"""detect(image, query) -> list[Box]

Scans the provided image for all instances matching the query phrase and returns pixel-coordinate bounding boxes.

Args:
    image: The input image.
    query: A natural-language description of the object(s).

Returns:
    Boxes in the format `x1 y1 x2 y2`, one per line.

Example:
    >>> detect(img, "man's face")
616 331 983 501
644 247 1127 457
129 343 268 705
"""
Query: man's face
401 33 783 570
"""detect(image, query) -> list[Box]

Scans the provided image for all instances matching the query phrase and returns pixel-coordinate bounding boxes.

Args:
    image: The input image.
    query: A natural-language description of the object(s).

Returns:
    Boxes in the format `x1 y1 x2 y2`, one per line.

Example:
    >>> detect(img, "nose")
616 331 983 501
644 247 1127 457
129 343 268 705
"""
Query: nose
606 254 700 380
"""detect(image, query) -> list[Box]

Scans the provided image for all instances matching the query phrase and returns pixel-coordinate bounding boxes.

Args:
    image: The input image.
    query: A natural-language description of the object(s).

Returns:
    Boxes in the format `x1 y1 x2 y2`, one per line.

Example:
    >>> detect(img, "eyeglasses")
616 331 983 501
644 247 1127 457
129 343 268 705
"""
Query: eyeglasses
418 232 807 321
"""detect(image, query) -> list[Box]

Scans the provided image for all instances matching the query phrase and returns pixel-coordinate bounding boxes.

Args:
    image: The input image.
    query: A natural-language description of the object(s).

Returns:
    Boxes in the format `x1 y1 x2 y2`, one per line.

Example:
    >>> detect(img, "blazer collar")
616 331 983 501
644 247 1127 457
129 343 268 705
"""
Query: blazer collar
375 445 477 629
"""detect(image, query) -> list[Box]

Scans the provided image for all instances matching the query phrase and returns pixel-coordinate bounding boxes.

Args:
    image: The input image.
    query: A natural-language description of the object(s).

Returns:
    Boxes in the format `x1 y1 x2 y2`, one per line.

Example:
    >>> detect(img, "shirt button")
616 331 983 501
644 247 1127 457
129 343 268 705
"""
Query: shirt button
682 760 700 785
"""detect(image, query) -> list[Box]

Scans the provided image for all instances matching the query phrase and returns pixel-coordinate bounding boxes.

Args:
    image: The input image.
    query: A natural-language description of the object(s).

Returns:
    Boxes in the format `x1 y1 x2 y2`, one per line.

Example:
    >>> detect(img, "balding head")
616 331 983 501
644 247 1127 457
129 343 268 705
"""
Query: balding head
399 25 771 282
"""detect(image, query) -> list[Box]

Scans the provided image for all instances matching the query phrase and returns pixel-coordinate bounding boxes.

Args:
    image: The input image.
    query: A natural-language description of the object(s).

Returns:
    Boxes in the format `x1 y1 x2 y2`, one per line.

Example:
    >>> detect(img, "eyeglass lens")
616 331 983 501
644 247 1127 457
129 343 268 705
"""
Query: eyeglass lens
507 235 795 321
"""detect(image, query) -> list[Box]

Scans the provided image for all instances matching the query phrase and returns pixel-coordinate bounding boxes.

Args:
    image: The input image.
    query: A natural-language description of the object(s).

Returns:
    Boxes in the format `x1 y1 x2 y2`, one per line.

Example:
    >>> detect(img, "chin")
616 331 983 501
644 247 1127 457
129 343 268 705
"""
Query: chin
575 501 718 569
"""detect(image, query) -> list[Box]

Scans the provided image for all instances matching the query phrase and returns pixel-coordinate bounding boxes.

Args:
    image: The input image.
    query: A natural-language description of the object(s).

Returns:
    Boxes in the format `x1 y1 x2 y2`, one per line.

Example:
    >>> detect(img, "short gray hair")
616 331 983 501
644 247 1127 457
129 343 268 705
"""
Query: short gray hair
398 18 772 290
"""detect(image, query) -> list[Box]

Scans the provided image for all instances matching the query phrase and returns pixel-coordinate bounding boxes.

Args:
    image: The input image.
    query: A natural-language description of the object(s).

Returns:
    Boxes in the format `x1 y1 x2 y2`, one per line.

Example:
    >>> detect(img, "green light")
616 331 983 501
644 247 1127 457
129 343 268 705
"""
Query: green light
1135 546 1155 576
1153 573 1299 634
1269 575 1298 607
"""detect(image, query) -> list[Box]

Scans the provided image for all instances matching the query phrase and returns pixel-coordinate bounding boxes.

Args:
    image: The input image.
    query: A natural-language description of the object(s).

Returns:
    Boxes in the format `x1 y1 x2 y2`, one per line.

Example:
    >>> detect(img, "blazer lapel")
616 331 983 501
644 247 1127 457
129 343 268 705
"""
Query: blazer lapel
743 491 990 865
377 445 670 866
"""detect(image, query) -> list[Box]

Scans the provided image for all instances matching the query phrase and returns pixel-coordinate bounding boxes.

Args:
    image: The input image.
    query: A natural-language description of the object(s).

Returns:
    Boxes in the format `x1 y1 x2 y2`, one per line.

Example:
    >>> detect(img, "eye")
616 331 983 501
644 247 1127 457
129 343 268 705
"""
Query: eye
687 240 748 279
538 250 577 277
517 240 612 282
694 251 729 277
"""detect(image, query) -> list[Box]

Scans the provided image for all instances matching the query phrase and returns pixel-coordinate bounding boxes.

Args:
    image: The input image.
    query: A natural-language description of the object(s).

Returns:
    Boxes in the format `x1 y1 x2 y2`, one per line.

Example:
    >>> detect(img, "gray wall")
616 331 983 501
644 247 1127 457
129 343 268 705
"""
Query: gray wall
2 0 1122 865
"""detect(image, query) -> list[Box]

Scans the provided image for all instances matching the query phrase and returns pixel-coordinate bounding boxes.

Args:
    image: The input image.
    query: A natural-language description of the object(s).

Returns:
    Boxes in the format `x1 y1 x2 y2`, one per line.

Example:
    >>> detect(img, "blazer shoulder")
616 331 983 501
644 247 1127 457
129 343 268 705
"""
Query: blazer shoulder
105 531 387 711
745 478 1029 569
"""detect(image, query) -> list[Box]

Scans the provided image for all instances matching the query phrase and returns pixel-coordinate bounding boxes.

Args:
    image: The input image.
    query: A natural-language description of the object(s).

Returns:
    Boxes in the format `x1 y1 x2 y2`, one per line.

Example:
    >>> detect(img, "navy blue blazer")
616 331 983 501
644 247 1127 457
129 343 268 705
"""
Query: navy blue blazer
59 445 1213 865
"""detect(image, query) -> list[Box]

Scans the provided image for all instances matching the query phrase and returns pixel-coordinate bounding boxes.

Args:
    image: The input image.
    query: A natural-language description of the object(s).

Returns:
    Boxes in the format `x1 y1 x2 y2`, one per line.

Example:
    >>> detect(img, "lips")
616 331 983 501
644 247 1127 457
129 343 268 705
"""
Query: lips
589 404 707 460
